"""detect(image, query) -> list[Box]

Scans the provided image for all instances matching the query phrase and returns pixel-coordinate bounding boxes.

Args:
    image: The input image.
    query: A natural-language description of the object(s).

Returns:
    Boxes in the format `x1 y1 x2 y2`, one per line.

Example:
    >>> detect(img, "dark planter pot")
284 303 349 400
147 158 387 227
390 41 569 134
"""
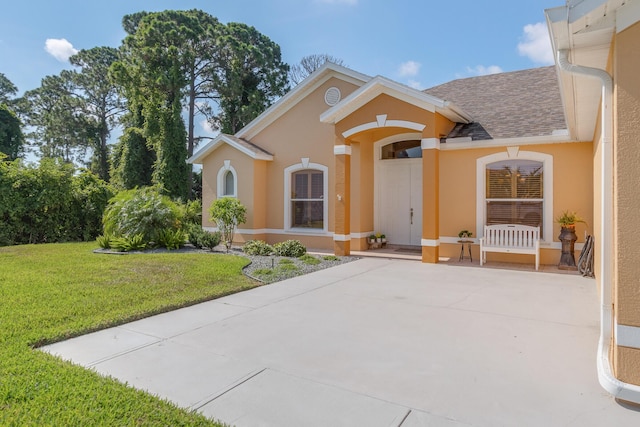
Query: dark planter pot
558 225 578 270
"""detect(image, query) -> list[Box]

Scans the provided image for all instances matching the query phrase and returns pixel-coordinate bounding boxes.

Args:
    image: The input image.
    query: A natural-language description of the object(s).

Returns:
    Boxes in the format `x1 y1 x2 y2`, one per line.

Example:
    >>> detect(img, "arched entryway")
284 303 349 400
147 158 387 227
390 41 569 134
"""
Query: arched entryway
374 134 423 246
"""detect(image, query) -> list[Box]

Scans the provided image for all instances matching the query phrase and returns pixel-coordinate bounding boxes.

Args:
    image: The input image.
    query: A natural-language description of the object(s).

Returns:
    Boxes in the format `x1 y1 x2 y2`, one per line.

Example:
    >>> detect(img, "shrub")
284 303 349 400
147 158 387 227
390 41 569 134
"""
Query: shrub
273 240 306 257
299 254 321 265
243 240 274 256
187 224 206 249
155 228 186 250
179 199 202 226
103 187 180 243
199 230 221 251
209 198 247 252
110 234 147 252
323 255 339 261
96 234 112 249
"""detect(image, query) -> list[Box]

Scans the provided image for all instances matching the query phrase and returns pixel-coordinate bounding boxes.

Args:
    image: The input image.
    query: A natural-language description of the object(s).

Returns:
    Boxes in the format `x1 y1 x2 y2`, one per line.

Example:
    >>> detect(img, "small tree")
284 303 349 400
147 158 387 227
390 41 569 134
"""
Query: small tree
209 197 247 252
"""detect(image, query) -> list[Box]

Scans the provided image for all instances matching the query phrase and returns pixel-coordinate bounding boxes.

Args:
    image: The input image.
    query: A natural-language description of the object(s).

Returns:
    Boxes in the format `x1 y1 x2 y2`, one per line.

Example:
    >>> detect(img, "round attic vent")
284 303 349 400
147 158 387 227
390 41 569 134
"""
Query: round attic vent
324 87 341 106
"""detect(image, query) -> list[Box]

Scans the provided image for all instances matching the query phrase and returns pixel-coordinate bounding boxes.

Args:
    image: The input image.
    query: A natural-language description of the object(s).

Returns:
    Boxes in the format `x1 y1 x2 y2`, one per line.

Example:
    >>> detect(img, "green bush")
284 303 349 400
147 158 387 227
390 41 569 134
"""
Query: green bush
200 230 222 251
273 240 306 257
209 197 247 252
110 234 147 252
323 255 339 261
243 240 274 256
0 158 113 246
103 187 180 244
96 234 112 249
155 228 186 250
299 254 321 265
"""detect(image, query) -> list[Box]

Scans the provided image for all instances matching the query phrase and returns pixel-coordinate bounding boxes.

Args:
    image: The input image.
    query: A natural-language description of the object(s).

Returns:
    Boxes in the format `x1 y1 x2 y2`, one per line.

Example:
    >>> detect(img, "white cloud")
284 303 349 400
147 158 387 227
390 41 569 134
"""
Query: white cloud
407 80 423 90
466 65 504 76
518 22 554 65
45 38 78 62
200 119 217 135
398 60 421 77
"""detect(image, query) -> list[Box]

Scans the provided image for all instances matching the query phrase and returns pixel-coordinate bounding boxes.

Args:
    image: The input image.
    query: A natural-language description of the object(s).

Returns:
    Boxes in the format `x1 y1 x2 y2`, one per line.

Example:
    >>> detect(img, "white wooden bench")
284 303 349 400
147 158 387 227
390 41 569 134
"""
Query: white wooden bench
479 224 540 270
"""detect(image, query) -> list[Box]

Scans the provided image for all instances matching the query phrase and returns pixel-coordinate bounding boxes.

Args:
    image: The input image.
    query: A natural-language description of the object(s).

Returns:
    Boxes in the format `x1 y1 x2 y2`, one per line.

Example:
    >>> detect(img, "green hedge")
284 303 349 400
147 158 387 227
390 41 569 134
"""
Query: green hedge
0 158 114 246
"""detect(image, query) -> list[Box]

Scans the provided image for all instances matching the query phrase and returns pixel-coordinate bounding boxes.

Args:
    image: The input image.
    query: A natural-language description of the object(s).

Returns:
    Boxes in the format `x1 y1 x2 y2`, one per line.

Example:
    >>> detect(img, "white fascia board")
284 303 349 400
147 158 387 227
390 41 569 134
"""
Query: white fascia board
187 135 273 164
439 133 575 151
320 75 472 125
236 63 370 140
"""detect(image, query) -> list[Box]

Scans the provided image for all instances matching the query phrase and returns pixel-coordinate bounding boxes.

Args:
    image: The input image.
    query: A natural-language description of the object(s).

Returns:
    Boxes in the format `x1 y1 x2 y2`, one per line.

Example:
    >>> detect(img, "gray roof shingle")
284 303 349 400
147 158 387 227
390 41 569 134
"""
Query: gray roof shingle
424 66 566 140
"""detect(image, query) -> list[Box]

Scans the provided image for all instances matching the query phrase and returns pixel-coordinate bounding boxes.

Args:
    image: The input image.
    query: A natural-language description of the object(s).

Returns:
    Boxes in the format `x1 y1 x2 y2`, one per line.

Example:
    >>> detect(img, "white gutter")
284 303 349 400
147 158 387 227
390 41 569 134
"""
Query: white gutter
557 49 640 404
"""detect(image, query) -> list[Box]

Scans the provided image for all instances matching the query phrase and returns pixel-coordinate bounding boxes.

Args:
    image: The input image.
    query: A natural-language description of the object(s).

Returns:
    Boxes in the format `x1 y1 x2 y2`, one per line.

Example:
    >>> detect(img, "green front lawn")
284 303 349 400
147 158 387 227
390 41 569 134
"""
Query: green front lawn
0 242 258 426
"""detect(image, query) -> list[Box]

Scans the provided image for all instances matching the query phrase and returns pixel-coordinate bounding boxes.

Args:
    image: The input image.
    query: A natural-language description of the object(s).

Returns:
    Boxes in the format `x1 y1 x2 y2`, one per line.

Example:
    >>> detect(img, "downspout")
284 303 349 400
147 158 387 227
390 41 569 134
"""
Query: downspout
557 49 640 404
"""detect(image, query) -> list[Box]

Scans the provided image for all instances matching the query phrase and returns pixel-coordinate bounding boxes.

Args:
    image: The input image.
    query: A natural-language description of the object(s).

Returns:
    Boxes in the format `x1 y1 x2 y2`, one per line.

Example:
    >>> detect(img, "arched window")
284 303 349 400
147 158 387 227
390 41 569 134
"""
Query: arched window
223 170 235 196
284 162 328 233
381 140 422 159
477 151 553 240
217 163 237 198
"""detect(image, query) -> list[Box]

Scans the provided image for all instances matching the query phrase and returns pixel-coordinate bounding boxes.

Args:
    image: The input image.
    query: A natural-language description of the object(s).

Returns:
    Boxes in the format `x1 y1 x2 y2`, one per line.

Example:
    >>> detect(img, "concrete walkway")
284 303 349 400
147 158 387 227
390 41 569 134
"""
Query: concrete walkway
42 258 639 426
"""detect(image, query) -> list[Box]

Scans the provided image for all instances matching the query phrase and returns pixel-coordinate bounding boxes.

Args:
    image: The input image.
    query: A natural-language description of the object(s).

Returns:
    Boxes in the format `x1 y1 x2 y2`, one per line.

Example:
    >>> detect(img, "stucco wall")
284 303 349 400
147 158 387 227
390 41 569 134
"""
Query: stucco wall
438 142 593 265
614 21 640 328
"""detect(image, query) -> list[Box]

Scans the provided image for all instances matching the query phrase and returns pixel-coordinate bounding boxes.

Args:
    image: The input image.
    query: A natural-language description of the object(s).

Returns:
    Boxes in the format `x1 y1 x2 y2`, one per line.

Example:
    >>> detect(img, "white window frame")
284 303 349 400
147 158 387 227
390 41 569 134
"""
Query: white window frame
284 162 328 234
217 162 237 198
476 150 553 242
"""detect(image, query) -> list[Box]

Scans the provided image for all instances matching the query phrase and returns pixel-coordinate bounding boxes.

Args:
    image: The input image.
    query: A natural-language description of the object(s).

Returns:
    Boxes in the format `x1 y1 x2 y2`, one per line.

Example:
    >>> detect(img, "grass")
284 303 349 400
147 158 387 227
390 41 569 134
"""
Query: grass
0 242 258 426
298 254 321 265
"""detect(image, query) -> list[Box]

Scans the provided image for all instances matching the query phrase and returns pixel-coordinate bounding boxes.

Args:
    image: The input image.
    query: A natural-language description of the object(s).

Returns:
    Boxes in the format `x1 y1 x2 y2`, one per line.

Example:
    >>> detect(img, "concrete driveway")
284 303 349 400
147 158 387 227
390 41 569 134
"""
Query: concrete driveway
42 258 639 426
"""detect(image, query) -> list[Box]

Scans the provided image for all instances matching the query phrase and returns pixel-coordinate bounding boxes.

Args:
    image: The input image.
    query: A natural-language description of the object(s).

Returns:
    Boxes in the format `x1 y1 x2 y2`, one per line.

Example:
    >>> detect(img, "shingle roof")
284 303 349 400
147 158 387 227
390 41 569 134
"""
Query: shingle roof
424 66 566 140
224 134 273 157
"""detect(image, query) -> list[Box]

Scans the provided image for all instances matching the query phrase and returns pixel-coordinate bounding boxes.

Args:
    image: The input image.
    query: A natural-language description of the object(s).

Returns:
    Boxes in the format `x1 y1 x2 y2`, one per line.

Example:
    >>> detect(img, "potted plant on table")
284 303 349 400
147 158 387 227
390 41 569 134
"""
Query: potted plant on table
556 210 585 270
458 230 473 240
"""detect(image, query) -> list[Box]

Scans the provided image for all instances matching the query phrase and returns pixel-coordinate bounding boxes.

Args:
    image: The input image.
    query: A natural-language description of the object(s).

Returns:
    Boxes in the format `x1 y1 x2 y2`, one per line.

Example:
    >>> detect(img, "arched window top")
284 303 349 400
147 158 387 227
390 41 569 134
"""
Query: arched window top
217 162 237 198
381 140 422 159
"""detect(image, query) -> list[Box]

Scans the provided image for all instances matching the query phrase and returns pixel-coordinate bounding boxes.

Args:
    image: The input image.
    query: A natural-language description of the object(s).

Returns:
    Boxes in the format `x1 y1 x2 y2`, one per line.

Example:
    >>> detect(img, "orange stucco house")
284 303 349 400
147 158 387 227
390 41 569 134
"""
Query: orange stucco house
190 0 640 403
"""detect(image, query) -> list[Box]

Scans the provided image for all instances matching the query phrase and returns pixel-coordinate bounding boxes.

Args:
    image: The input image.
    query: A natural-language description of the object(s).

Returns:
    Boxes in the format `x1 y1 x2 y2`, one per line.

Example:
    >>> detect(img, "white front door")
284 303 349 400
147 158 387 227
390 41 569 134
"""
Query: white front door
377 159 422 246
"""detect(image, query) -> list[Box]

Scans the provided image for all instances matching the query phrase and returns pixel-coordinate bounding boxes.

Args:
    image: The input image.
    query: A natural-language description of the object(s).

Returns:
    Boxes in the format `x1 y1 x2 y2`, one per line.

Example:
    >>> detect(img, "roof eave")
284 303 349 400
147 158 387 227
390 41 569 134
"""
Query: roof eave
187 134 273 164
320 76 472 125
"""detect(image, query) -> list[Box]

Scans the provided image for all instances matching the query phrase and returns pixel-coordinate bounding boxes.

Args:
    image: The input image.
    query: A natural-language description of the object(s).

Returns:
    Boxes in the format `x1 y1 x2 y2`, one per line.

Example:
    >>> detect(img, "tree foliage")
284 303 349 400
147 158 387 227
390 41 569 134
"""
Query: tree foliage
209 197 247 252
0 104 24 160
214 22 290 134
0 157 113 245
68 47 123 181
0 73 18 105
289 54 345 85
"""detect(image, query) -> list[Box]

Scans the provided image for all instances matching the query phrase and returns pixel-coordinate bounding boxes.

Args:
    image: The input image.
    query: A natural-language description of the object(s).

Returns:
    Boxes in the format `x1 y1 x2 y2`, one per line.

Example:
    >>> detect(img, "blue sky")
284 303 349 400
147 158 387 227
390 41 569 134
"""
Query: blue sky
1 0 563 93
0 0 562 141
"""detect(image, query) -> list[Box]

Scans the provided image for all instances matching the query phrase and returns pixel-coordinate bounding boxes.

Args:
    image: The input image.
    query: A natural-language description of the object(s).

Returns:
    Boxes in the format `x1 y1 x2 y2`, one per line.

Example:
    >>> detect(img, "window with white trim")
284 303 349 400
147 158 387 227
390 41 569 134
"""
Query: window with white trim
486 159 543 231
291 169 324 229
477 151 552 241
284 162 328 233
216 163 237 198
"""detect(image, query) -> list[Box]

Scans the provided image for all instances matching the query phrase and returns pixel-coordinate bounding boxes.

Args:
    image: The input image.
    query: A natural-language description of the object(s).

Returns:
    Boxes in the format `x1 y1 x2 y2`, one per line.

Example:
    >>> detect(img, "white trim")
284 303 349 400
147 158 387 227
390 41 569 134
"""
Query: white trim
616 324 640 350
204 227 334 237
617 0 640 33
333 234 351 242
476 150 553 244
421 239 440 247
439 236 584 251
188 134 273 164
350 231 375 239
342 118 426 139
440 133 574 151
421 138 440 150
333 145 352 156
216 162 237 198
284 161 329 234
320 75 473 125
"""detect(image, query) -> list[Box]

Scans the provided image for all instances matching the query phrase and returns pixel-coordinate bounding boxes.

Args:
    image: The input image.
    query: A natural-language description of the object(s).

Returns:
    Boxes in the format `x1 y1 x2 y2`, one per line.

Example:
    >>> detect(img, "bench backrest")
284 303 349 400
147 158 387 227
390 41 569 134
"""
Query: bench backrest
483 224 540 248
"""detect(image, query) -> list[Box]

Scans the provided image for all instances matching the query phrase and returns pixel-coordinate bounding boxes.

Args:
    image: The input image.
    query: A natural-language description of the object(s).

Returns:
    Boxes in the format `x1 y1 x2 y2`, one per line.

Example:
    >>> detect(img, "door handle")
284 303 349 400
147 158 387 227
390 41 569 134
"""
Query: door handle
410 208 414 225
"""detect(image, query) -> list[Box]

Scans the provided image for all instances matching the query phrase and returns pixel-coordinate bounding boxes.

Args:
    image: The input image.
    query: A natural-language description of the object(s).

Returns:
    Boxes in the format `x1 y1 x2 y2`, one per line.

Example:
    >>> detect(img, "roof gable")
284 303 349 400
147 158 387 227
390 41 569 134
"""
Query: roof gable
188 134 273 164
236 62 371 140
320 75 472 125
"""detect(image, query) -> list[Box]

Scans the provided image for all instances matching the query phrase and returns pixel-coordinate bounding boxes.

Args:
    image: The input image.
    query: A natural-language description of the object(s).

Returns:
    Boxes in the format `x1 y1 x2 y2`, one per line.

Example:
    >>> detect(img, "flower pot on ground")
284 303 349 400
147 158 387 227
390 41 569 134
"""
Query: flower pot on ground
556 211 585 270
